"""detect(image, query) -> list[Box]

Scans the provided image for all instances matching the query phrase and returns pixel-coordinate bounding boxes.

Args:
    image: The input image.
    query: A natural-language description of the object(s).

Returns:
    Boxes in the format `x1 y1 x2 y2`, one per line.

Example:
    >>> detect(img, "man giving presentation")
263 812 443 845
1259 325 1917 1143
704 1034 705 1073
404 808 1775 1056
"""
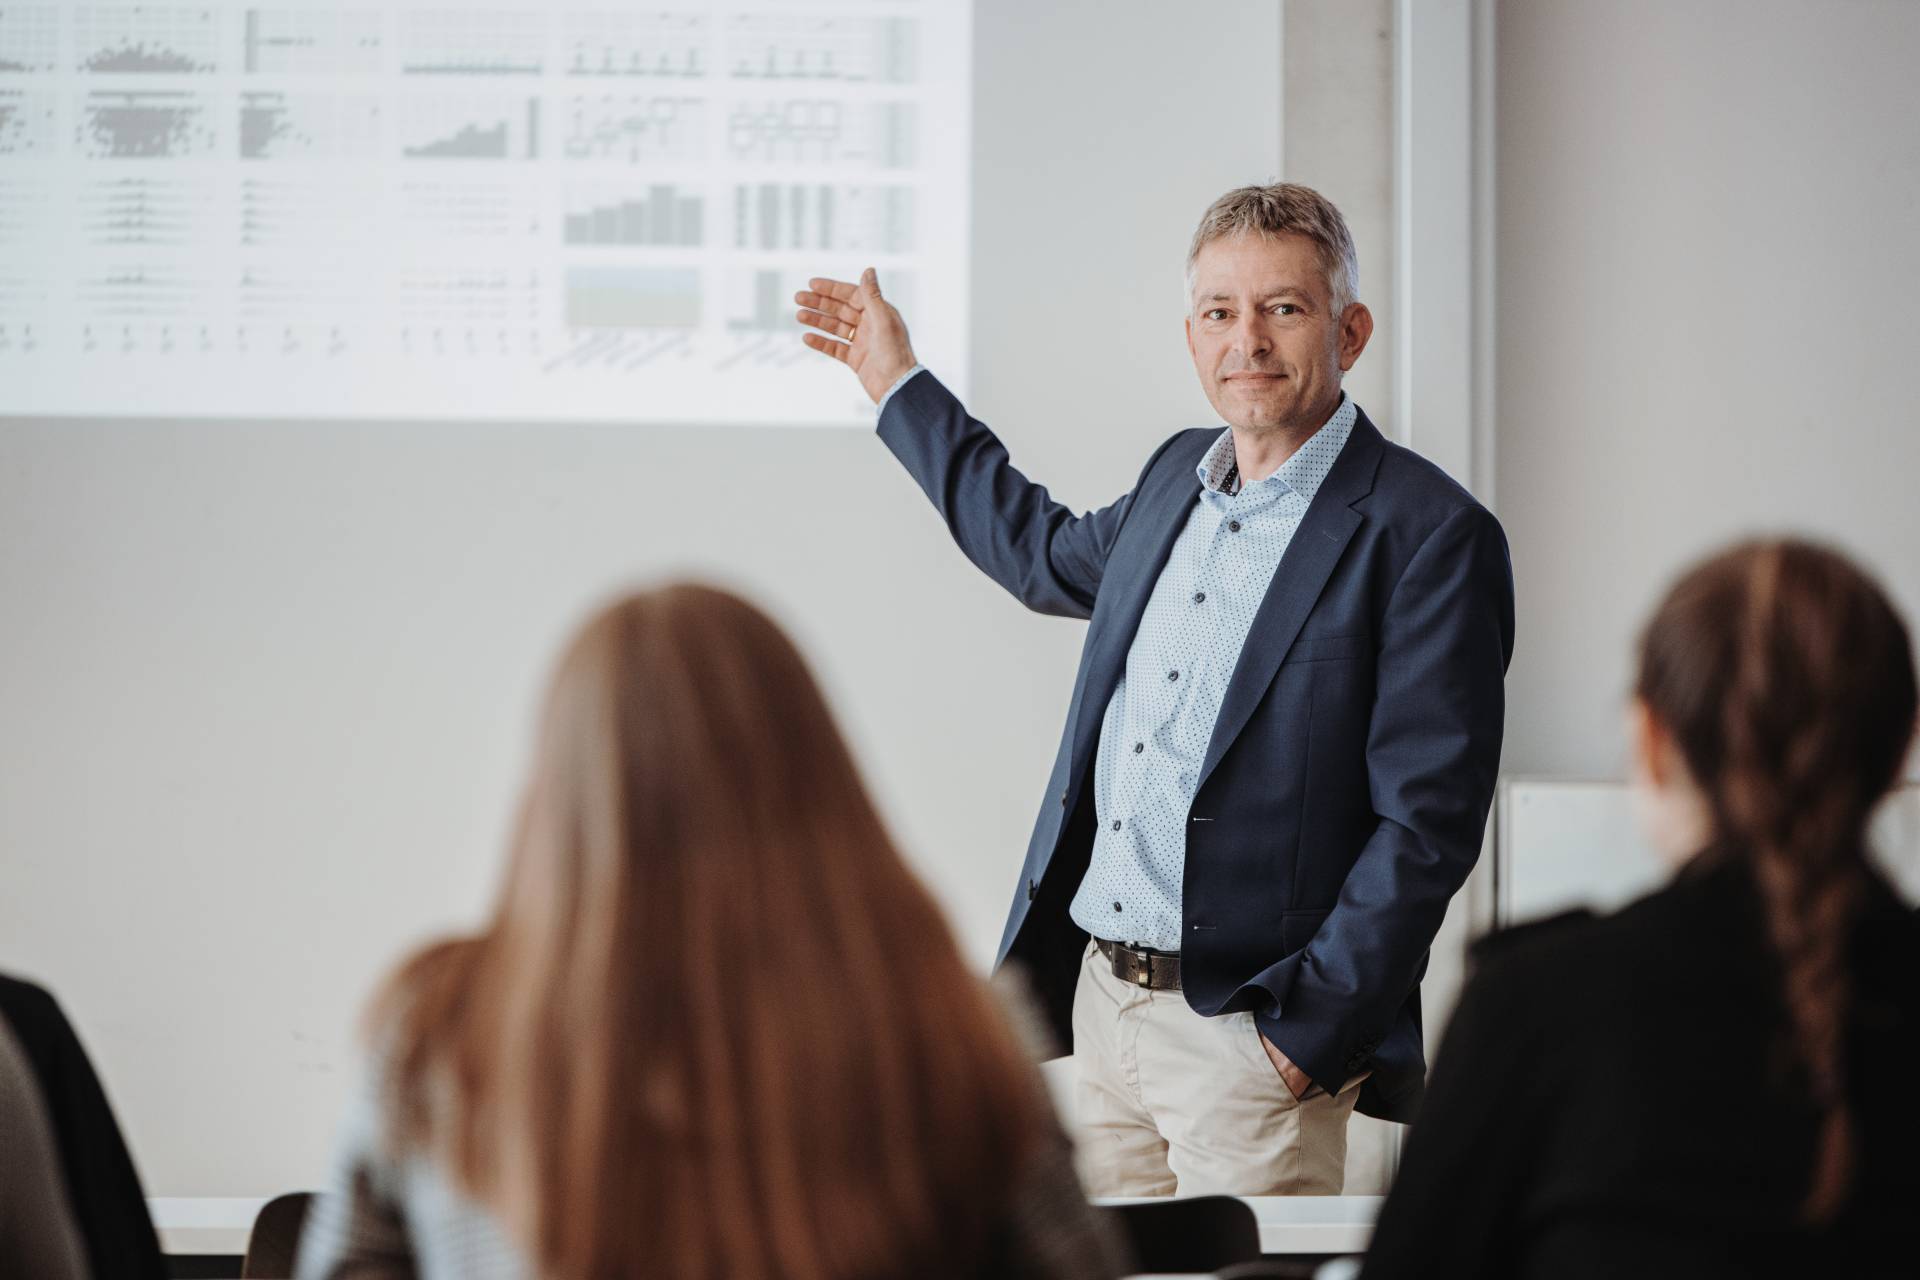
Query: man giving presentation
797 183 1514 1196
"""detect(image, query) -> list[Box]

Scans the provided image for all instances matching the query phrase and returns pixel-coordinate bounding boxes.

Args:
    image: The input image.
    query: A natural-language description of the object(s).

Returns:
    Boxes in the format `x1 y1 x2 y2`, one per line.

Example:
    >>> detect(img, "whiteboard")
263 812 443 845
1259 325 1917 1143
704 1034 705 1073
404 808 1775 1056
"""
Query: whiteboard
1497 779 1920 926
0 1 971 424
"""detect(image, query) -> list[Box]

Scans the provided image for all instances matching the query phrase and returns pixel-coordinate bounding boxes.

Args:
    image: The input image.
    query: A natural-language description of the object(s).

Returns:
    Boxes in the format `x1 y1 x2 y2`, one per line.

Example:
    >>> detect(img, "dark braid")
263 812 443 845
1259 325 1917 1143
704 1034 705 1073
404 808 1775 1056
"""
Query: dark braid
1721 548 1864 1220
1636 540 1917 1223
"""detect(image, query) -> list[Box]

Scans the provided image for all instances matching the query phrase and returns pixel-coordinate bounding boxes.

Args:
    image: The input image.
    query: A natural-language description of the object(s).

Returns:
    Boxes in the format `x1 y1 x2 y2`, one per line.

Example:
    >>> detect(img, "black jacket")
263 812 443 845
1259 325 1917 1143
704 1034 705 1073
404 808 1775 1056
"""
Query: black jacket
1360 856 1920 1280
0 974 167 1280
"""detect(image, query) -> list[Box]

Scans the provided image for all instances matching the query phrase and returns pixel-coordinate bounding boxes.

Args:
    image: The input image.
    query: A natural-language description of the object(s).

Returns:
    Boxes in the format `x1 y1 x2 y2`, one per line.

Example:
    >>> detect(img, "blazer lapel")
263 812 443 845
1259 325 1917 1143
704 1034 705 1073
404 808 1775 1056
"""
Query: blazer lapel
1196 414 1386 790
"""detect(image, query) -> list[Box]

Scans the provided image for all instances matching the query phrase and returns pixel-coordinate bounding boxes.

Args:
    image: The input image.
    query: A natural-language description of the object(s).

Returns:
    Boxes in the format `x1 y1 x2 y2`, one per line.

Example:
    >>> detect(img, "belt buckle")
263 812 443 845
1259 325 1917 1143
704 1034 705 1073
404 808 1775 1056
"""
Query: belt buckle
1128 945 1152 988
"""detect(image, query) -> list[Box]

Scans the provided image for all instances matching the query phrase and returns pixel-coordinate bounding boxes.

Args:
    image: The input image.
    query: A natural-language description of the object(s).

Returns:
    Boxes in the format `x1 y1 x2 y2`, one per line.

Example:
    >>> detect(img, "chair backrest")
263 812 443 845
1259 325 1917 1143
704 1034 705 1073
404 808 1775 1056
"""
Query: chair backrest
1217 1258 1328 1279
241 1191 315 1279
1100 1196 1263 1273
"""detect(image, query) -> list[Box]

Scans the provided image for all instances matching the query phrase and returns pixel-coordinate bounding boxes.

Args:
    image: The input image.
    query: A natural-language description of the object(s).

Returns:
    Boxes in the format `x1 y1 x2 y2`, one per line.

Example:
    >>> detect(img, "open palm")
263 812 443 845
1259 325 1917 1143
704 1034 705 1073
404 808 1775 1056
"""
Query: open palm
794 267 919 405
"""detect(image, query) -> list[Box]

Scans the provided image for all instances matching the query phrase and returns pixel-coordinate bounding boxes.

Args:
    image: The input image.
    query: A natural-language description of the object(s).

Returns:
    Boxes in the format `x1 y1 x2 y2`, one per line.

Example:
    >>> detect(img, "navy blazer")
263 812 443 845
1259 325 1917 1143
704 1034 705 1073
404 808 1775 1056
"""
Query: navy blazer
878 371 1514 1122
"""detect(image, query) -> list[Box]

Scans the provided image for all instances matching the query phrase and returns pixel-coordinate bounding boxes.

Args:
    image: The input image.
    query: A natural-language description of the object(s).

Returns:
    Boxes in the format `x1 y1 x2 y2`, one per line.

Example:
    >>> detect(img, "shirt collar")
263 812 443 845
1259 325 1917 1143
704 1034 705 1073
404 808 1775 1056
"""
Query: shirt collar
1196 393 1358 500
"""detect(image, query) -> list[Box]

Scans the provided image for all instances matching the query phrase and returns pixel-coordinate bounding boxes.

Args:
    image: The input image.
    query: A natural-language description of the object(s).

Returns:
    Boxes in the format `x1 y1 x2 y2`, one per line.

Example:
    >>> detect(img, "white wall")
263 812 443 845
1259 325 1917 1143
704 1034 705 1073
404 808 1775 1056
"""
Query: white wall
1285 0 1396 426
1495 0 1920 779
0 0 1311 1197
1500 781 1920 926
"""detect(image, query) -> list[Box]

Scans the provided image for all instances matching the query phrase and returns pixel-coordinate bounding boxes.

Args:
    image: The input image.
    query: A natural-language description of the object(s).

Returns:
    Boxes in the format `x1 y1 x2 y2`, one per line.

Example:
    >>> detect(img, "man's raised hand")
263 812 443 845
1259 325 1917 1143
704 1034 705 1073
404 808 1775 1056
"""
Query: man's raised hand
795 267 918 405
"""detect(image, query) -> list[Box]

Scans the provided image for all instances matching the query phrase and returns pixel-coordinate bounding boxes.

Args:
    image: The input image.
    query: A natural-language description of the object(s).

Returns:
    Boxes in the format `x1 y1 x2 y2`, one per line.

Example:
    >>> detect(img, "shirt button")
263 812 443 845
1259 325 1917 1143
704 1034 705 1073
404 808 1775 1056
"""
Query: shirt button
1111 819 1122 831
1229 520 1242 532
1113 901 1123 912
1168 669 1179 681
1134 742 1144 754
1060 792 1068 807
1193 591 1206 604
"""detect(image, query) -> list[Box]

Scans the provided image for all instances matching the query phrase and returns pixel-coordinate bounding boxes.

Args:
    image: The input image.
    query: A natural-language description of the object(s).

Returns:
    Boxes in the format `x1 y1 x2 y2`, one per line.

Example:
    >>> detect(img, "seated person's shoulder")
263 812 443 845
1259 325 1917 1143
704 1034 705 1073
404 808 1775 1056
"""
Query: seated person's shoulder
0 971 57 1007
1458 908 1638 1033
0 973 69 1039
1470 863 1767 997
1468 908 1600 977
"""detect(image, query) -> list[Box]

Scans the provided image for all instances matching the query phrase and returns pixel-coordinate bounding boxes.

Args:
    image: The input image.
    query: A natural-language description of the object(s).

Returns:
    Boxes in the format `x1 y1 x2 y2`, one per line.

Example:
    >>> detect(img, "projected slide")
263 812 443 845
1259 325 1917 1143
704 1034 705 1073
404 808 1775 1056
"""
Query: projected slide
0 2 971 424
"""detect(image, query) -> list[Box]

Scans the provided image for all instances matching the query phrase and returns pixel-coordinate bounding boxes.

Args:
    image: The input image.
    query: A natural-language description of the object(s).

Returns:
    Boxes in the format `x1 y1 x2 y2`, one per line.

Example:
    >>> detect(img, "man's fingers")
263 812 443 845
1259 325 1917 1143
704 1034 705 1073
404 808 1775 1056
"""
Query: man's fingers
799 331 851 363
860 266 883 299
795 307 855 341
807 277 863 306
793 289 861 325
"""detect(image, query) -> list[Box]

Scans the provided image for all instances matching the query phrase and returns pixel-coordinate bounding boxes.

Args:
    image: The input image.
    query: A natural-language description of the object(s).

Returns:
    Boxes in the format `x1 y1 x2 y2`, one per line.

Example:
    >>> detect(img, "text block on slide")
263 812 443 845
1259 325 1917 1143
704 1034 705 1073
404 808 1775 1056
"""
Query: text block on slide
0 1 971 424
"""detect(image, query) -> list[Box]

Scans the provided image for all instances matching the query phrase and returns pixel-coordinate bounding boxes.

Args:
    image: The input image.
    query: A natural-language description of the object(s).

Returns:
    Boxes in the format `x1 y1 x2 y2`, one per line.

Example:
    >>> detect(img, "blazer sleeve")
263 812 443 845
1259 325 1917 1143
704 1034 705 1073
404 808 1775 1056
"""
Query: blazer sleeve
1358 949 1547 1279
1258 502 1515 1092
876 369 1167 620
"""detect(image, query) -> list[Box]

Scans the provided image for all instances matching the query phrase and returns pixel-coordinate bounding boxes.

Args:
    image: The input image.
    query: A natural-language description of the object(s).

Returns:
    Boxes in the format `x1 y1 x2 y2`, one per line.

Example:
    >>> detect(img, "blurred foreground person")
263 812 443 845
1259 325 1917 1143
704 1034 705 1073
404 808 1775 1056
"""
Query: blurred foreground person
297 584 1128 1280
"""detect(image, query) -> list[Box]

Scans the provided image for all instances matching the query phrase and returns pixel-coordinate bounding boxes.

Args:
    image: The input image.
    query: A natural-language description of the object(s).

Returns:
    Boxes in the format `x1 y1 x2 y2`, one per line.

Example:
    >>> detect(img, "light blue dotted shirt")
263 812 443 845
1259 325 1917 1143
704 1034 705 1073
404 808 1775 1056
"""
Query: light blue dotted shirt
1069 396 1358 951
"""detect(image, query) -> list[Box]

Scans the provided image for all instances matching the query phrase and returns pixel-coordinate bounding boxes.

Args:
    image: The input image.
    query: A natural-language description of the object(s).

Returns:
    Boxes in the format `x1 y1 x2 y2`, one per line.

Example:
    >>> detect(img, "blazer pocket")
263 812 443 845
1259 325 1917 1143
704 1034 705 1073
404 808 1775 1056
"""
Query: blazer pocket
1283 633 1370 664
1280 908 1332 954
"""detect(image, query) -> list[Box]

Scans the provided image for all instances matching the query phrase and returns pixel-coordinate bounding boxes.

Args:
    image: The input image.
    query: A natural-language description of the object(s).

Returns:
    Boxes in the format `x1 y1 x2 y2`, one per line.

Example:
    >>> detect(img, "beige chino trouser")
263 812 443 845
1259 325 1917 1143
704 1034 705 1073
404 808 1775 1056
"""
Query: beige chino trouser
1070 939 1362 1197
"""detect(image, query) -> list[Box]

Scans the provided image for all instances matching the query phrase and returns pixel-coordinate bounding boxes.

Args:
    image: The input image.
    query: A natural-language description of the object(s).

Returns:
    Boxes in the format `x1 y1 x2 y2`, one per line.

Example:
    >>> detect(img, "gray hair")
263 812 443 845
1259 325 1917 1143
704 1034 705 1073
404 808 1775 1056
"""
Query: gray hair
1185 183 1360 315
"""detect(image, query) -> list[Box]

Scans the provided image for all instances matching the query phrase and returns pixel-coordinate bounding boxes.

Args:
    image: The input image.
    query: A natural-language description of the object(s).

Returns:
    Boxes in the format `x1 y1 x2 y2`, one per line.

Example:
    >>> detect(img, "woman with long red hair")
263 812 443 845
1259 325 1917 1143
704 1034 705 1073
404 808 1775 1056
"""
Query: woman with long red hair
296 585 1128 1280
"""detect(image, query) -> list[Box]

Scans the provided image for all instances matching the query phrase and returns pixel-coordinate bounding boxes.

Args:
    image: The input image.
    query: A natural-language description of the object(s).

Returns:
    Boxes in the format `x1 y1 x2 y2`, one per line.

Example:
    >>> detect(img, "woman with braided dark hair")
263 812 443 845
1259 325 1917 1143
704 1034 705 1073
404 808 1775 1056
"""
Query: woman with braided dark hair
1361 539 1920 1279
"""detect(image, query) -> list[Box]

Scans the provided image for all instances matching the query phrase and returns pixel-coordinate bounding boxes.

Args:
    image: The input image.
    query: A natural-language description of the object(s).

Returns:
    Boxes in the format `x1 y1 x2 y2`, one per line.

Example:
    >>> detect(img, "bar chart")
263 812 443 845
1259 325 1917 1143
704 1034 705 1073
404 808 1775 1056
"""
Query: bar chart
733 182 913 254
400 95 537 160
564 188 704 248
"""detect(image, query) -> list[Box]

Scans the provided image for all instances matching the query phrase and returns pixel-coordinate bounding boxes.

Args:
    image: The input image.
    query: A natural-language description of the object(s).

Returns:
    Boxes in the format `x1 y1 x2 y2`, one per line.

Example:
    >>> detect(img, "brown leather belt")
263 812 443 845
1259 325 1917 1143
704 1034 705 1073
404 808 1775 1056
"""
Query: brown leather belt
1095 937 1182 991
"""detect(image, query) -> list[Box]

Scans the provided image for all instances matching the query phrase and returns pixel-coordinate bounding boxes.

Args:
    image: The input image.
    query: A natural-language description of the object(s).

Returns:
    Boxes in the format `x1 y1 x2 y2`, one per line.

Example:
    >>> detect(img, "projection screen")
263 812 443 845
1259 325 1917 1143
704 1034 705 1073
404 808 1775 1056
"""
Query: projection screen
0 1 971 424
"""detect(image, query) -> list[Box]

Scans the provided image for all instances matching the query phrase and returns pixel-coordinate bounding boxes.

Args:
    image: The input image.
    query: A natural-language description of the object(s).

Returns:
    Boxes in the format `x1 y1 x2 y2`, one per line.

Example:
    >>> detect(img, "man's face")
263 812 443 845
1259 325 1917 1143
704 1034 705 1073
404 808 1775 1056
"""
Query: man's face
1185 231 1371 436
